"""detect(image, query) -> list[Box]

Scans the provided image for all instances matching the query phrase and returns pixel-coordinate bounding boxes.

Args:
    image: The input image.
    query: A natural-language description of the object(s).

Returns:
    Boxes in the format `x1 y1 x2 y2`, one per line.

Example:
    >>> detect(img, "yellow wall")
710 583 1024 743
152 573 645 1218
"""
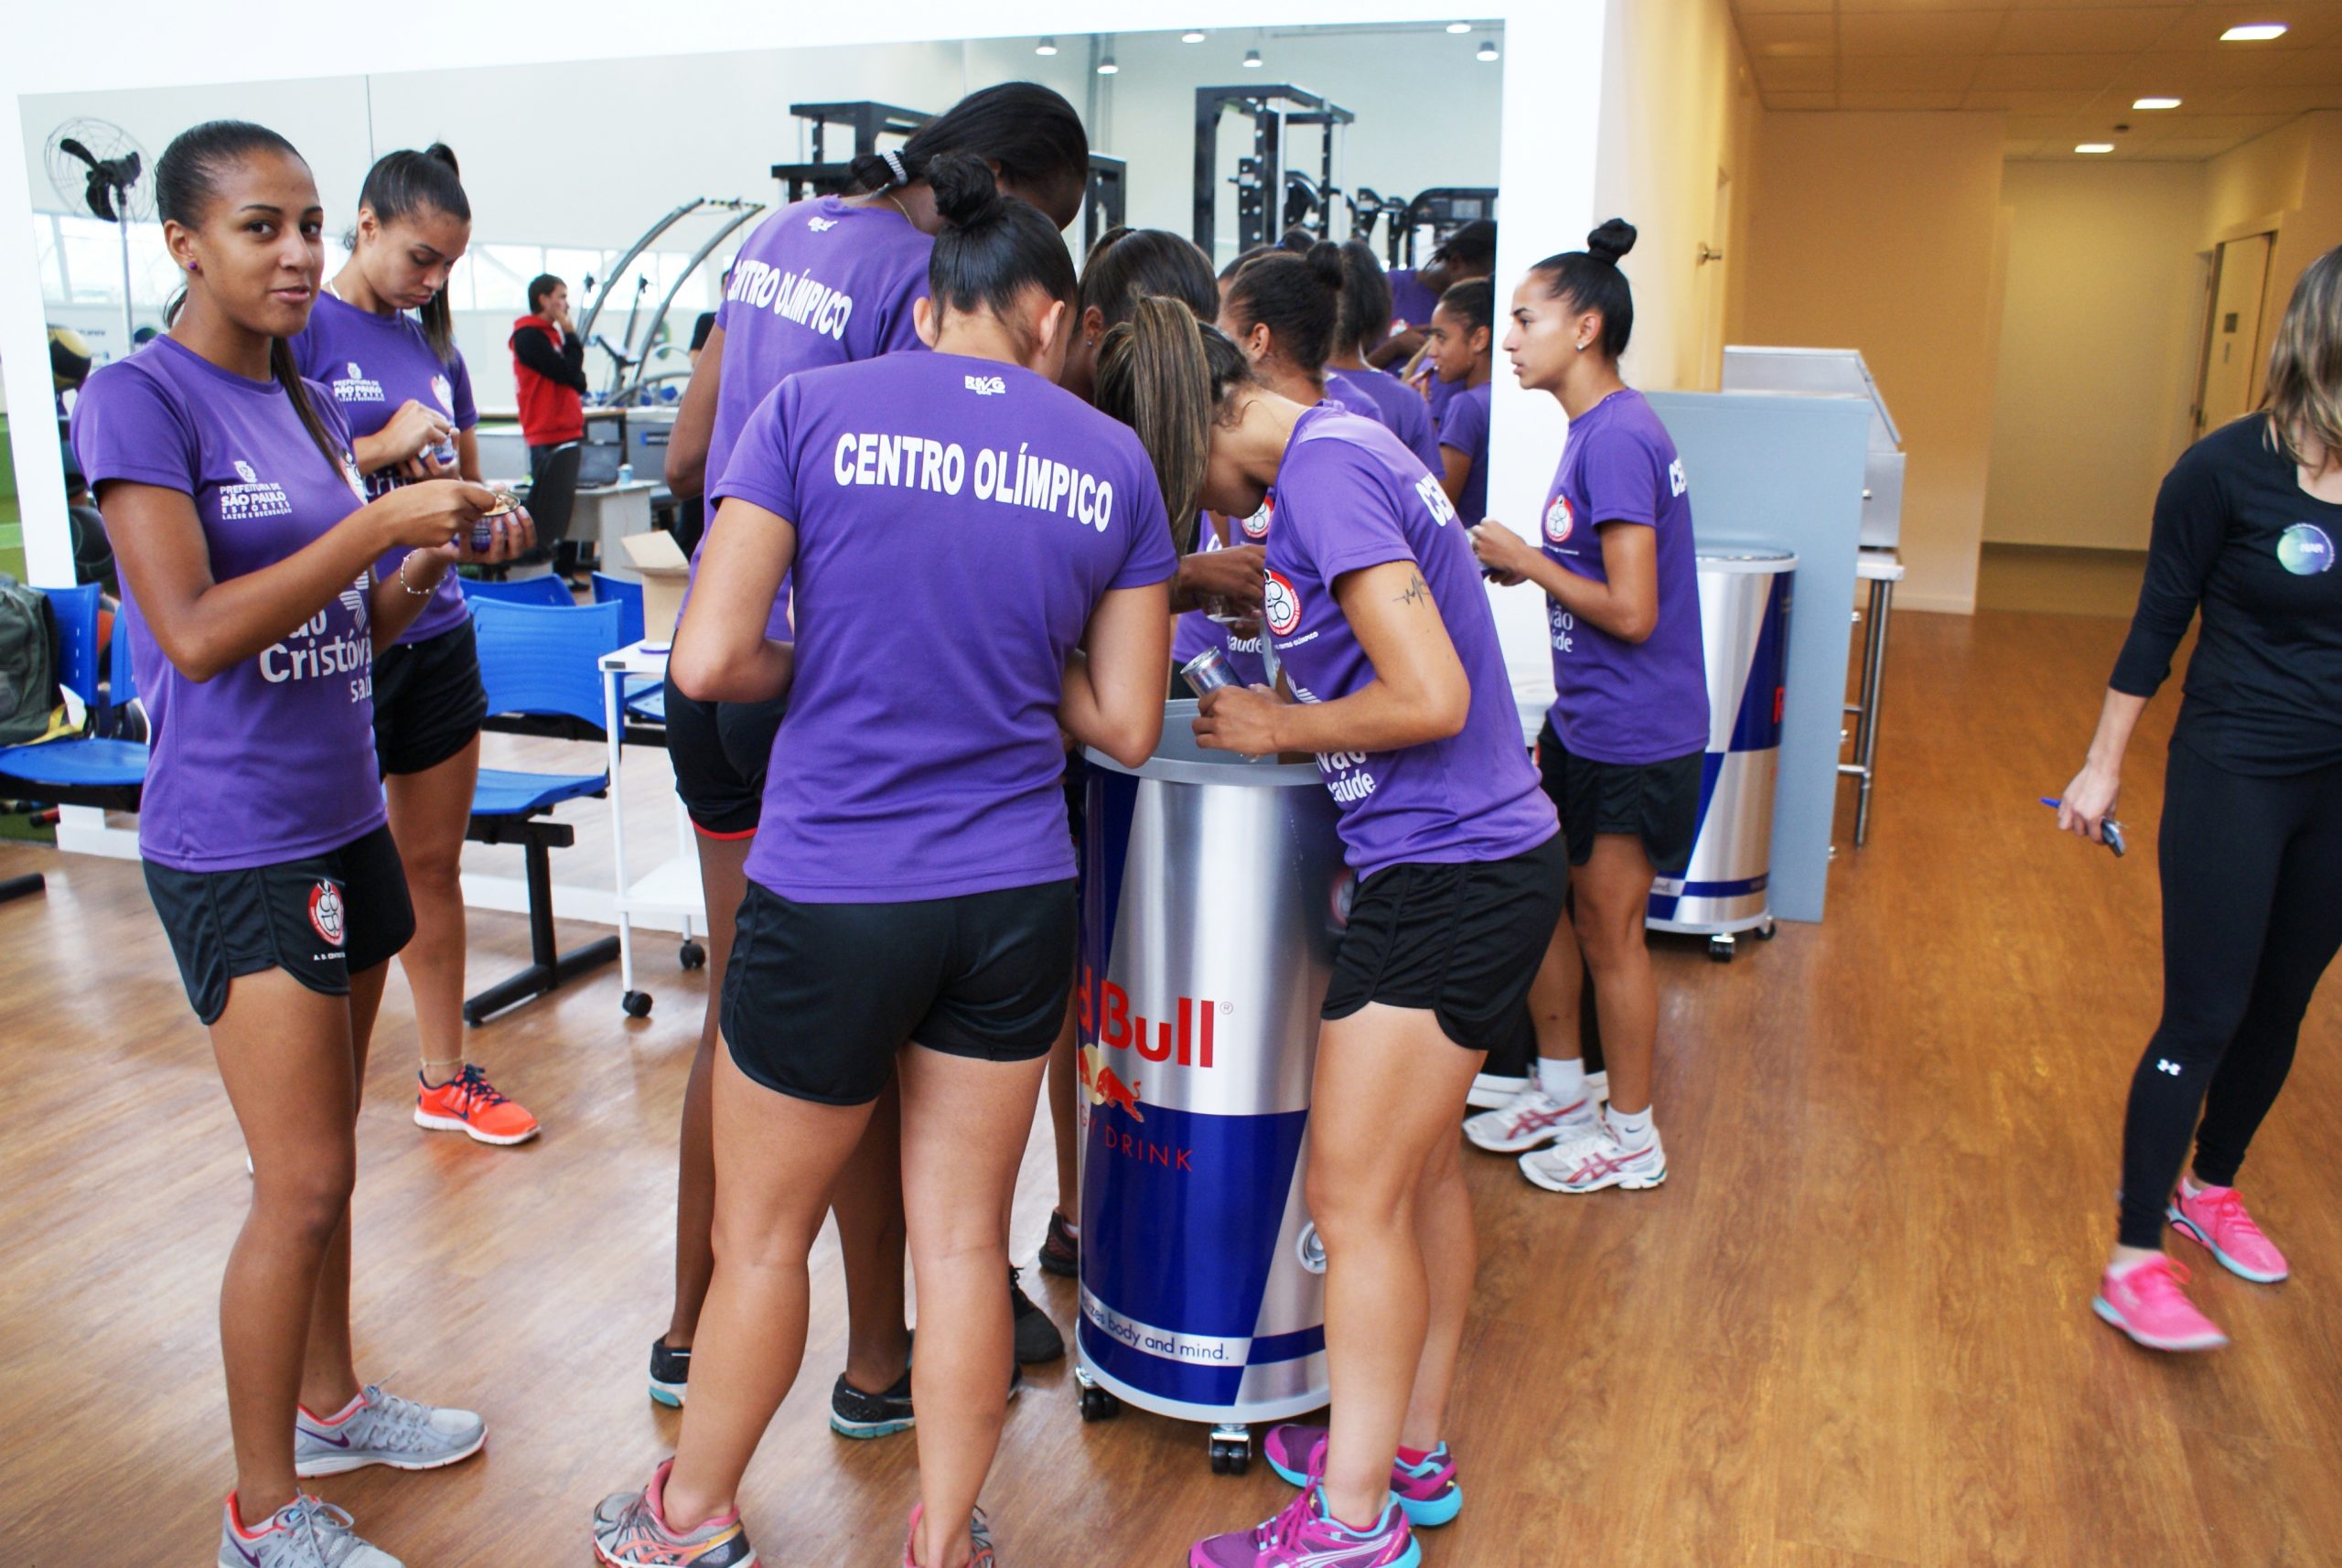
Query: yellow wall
1983 164 2206 551
1595 0 1762 392
1737 113 2009 613
2205 112 2342 408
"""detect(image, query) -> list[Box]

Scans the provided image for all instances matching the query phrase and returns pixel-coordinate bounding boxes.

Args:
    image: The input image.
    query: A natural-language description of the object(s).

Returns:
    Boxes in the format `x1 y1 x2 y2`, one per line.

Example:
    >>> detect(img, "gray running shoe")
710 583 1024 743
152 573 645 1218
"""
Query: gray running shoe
591 1460 757 1566
217 1494 402 1567
294 1383 485 1477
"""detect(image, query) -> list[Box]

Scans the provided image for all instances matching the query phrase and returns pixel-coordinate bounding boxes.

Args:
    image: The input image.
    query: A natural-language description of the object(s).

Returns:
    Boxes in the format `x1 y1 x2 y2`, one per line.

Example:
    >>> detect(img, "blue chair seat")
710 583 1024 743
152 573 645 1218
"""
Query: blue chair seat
623 683 666 725
0 736 148 789
471 767 606 817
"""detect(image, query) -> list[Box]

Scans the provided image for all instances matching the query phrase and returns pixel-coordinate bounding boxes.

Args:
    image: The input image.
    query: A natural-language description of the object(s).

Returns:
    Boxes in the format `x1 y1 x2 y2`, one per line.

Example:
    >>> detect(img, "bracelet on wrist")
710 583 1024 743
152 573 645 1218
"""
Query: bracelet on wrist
396 552 437 597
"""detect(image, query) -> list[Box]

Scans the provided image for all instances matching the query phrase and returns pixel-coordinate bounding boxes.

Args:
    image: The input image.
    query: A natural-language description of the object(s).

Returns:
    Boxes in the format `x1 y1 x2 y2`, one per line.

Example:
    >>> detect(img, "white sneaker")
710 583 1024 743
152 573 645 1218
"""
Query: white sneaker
1464 1086 1596 1153
1466 1071 1529 1109
1520 1119 1667 1193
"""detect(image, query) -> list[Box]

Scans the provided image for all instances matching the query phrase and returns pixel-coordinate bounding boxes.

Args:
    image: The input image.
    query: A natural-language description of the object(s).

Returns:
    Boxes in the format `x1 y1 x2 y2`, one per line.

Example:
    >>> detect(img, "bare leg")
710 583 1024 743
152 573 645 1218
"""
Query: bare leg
1044 993 1080 1224
899 1046 1049 1568
1525 908 1586 1068
295 961 388 1416
660 1045 875 1530
1308 1004 1484 1530
1573 835 1658 1114
383 736 481 1086
666 830 751 1349
211 969 368 1520
1400 1130 1474 1453
830 1079 913 1392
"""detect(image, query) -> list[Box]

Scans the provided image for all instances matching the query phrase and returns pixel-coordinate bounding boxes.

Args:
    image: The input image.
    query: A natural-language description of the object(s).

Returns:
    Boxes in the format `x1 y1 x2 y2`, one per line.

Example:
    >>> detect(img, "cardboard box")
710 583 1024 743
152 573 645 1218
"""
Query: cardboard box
618 529 691 644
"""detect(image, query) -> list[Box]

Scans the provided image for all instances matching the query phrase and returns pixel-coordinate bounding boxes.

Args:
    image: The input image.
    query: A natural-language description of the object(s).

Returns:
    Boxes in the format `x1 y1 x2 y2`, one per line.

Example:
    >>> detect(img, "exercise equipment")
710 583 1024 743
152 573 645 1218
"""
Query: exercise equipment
577 197 767 407
1192 84 1353 259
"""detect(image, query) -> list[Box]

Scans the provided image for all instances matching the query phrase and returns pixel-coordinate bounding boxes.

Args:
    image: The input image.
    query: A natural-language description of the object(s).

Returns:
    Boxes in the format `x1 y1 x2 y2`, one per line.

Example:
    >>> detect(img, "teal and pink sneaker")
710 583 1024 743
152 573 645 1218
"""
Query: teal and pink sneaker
2169 1182 2290 1283
2092 1255 2228 1353
590 1459 757 1566
1189 1484 1419 1568
1261 1424 1460 1528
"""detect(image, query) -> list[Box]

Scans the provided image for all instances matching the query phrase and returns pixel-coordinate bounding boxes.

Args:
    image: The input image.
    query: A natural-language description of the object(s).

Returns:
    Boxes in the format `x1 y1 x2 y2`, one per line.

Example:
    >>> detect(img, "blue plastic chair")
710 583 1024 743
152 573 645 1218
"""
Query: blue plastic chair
459 574 575 609
460 597 624 1024
0 585 147 811
590 572 666 725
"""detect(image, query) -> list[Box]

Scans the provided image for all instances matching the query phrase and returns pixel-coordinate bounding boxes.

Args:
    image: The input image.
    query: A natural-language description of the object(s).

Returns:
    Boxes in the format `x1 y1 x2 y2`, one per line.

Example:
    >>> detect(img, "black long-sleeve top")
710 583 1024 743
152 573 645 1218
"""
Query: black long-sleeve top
2111 413 2342 774
510 322 588 392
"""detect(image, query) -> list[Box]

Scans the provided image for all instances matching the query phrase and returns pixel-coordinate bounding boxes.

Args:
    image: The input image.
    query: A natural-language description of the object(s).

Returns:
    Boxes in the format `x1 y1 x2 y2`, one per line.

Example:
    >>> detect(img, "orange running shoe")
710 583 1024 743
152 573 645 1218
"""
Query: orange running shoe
414 1064 541 1145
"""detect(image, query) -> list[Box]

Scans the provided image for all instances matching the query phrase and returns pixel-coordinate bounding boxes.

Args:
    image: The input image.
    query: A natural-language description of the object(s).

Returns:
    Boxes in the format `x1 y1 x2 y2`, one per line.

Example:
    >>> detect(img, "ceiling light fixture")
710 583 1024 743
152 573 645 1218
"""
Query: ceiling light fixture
1446 21 1472 32
2133 96 2183 110
1182 30 1206 43
2076 142 2116 154
1242 48 1262 68
1097 56 1119 75
1035 36 1058 56
2220 22 2288 40
1477 39 1499 61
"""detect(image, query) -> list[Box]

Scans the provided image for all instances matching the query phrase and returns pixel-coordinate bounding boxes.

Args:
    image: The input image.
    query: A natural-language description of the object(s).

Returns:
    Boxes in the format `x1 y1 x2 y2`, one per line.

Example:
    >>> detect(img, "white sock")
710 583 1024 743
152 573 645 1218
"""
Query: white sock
2107 1251 2163 1279
1536 1057 1586 1106
1606 1103 1654 1144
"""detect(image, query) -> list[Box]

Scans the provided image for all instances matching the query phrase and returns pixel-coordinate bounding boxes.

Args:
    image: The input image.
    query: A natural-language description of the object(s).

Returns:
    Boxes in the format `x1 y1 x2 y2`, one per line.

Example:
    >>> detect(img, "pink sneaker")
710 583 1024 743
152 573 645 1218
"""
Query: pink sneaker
1261 1425 1460 1528
1189 1485 1420 1568
2170 1183 2290 1283
2093 1256 2228 1352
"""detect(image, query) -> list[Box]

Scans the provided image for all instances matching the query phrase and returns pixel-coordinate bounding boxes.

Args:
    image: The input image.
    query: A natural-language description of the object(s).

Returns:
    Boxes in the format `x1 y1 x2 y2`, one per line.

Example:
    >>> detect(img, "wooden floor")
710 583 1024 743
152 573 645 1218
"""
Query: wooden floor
5 607 2339 1568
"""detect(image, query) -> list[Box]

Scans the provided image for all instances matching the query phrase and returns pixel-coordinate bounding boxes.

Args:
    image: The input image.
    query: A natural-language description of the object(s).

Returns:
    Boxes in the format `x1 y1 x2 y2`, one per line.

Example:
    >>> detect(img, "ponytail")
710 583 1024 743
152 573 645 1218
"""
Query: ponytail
1094 295 1253 550
271 338 346 481
355 142 471 363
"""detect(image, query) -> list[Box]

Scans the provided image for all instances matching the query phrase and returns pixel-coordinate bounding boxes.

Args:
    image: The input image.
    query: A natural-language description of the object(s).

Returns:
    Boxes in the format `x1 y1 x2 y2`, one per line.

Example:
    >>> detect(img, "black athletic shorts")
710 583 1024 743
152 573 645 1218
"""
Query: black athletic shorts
721 878 1077 1105
143 824 415 1025
1537 719 1703 877
1321 832 1567 1058
668 688 789 838
371 618 489 778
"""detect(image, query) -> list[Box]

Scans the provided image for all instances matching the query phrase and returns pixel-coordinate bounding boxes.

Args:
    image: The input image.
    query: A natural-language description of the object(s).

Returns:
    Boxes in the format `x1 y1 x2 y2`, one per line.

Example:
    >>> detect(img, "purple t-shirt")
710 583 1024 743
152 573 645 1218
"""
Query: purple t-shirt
1172 509 1271 688
1437 381 1492 527
292 290 478 645
1328 367 1441 471
1541 388 1709 764
1388 268 1439 331
71 337 383 872
1425 371 1460 430
713 351 1178 901
1263 404 1556 880
695 195 935 635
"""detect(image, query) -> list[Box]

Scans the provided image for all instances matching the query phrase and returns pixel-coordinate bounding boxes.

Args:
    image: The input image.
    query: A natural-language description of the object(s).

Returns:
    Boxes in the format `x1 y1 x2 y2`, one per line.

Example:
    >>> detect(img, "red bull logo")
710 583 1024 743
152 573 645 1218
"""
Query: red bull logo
1078 967 1219 1069
1077 1047 1146 1121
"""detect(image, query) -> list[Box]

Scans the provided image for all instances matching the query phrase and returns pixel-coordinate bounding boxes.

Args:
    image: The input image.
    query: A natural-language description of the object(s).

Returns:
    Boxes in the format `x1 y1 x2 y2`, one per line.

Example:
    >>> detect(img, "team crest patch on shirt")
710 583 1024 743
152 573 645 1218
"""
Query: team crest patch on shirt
1264 569 1302 636
308 880 346 947
1545 494 1575 544
1241 497 1274 539
430 374 455 414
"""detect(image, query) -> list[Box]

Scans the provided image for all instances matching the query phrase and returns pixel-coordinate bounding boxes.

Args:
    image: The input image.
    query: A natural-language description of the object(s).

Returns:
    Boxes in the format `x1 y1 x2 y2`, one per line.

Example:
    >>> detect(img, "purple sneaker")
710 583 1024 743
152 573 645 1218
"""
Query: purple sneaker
1189 1484 1420 1568
1261 1425 1461 1529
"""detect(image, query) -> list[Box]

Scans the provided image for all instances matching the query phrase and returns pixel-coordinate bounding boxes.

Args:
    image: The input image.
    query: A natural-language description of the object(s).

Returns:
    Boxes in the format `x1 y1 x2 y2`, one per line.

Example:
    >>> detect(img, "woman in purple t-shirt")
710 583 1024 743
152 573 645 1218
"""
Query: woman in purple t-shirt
590 159 1175 1568
647 81 1091 1425
72 120 521 1567
1467 219 1710 1197
293 145 543 1148
1099 300 1563 1568
1428 278 1495 527
1325 240 1445 473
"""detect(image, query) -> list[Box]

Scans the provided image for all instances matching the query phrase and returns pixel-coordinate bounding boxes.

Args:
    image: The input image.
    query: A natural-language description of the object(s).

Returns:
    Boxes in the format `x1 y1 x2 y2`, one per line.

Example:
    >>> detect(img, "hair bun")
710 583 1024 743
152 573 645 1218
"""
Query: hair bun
1586 218 1637 265
927 152 1002 231
424 143 460 175
1304 241 1346 294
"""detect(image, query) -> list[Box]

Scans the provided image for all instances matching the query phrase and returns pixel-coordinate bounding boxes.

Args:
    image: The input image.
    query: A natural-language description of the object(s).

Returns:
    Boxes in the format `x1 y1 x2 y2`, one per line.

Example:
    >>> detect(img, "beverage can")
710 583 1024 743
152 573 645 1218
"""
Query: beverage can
428 439 458 470
1181 647 1239 697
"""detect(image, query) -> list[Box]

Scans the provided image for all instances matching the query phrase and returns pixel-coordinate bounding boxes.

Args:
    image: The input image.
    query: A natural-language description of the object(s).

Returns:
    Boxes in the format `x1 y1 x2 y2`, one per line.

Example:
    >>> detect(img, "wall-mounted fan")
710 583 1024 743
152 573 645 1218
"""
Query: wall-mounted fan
45 118 153 351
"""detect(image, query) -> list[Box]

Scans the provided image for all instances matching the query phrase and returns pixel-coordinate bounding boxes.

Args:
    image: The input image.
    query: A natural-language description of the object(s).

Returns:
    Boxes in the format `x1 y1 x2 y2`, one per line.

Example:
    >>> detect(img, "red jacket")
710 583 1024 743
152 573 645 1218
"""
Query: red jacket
509 314 586 446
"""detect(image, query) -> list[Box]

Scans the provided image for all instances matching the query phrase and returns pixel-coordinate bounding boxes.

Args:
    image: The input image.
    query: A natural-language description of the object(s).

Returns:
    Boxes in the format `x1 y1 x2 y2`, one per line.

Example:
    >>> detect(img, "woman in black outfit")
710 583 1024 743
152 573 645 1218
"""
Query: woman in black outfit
2063 246 2342 1352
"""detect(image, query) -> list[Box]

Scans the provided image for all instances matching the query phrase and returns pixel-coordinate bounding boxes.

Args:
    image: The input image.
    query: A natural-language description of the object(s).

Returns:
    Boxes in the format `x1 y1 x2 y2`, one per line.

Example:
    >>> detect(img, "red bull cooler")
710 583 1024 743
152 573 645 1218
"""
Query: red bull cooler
1075 699 1347 1473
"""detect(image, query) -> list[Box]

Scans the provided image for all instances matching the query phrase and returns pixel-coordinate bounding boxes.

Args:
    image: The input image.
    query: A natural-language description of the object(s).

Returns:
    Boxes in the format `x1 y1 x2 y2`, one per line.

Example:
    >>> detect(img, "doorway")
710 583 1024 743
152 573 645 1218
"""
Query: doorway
2196 231 2273 439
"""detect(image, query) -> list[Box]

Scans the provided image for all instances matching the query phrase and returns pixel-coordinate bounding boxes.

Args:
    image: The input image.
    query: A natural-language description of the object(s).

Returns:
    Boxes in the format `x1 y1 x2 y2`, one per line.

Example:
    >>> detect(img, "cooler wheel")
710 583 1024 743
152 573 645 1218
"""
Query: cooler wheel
1209 1424 1252 1476
623 990 654 1018
1708 935 1735 963
679 940 706 971
1075 1369 1119 1422
1756 918 1777 940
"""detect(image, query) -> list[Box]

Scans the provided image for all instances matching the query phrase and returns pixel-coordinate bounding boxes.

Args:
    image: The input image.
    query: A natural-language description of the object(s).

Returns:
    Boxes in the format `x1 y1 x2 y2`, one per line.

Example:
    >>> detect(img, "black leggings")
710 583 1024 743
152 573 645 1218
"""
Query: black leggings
2117 740 2342 1248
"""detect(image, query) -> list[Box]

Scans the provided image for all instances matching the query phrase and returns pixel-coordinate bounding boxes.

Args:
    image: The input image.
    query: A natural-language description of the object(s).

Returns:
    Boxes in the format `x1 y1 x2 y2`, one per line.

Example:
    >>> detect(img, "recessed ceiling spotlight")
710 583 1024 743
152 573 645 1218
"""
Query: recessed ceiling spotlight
1242 48 1262 68
1036 37 1058 56
2076 142 2116 154
1182 30 1206 43
2133 96 2183 110
2221 22 2288 40
1477 39 1499 61
1097 56 1119 75
1446 21 1472 32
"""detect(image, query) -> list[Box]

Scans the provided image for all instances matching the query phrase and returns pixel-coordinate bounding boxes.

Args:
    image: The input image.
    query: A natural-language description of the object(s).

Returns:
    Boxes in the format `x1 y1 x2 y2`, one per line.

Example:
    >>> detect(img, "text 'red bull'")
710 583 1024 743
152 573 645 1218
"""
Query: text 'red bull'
1078 966 1216 1069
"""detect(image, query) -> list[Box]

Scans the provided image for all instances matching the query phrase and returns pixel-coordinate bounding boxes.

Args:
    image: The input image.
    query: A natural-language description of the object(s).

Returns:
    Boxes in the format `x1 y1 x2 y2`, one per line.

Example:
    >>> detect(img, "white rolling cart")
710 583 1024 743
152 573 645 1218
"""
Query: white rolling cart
599 639 710 1017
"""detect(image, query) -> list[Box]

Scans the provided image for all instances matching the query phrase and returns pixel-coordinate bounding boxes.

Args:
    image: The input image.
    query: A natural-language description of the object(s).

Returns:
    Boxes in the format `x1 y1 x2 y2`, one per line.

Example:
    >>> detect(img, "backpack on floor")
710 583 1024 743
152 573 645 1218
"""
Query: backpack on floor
0 575 62 746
